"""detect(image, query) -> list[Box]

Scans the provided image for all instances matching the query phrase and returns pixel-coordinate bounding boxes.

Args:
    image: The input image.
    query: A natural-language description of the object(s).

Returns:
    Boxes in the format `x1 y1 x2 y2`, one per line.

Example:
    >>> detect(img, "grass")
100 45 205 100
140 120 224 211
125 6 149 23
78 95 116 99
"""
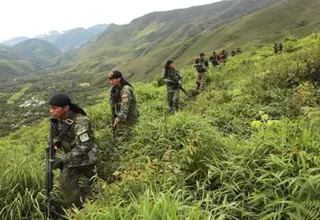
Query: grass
1 33 320 219
56 0 320 82
7 83 32 104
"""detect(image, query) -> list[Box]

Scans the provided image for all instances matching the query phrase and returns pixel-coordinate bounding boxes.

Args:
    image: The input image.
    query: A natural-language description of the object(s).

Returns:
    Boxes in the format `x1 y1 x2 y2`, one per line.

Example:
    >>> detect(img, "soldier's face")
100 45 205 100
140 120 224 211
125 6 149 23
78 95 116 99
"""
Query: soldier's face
109 78 121 86
169 63 175 68
50 105 69 119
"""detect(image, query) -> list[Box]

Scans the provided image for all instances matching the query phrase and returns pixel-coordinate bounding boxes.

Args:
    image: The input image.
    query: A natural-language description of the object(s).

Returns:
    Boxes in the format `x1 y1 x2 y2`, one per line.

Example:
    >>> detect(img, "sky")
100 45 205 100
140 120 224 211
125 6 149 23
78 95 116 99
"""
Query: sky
0 0 220 42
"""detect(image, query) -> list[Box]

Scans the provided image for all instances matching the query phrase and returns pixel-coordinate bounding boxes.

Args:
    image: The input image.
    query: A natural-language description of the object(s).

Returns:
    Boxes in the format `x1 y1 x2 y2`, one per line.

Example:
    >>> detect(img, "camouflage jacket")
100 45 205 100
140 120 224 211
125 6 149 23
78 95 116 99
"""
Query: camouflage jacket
163 68 182 87
110 84 139 124
56 112 99 167
194 58 209 73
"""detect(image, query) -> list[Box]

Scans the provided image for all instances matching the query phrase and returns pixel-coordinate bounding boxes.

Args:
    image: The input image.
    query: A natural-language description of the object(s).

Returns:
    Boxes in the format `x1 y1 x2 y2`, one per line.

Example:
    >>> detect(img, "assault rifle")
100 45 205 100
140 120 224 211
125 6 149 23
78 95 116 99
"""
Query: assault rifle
45 118 58 219
164 78 189 99
111 98 117 148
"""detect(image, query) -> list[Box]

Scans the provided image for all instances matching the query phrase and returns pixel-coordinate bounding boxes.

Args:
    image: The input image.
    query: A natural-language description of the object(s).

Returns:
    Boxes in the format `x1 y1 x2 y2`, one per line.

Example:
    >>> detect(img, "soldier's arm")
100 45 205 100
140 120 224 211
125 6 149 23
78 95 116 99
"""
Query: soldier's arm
115 86 131 122
176 69 182 81
60 116 94 163
193 59 199 66
162 69 166 79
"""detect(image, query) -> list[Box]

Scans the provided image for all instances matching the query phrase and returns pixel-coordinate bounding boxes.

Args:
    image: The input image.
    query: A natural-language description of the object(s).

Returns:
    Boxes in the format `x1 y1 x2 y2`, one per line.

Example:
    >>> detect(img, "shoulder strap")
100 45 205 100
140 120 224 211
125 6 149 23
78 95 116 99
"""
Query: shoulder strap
55 111 76 142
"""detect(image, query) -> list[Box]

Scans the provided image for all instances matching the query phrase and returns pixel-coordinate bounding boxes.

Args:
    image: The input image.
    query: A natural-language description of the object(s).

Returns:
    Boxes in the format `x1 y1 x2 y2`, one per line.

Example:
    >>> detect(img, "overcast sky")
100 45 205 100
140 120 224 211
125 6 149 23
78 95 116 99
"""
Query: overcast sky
0 0 220 42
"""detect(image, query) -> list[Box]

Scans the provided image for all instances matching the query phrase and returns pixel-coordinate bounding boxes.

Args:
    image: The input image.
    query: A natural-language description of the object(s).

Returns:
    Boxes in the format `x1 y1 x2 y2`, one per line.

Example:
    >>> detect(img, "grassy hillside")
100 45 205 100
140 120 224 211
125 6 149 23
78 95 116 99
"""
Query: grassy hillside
0 60 43 80
184 0 320 58
57 0 282 81
13 39 62 66
0 33 320 219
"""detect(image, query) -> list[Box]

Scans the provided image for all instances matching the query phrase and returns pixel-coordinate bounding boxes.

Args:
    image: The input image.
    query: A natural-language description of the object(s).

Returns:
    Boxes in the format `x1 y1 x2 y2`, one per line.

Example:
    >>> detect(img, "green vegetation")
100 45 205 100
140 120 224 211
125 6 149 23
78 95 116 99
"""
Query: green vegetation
7 83 32 104
13 39 62 66
0 60 43 79
56 0 319 82
1 33 320 219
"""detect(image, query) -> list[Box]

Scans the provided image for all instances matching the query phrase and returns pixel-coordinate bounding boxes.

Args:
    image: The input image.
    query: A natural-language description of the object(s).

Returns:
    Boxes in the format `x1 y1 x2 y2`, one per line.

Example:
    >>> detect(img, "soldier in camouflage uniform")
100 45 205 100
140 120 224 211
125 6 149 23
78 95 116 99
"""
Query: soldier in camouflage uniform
163 60 182 114
49 93 100 211
274 43 279 54
109 70 139 142
193 53 209 91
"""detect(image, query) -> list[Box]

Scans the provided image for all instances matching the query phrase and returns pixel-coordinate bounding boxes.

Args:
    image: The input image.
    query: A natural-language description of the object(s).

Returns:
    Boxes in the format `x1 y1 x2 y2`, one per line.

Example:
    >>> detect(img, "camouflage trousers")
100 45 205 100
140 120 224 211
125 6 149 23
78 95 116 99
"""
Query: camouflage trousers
167 87 180 113
116 120 137 143
195 71 207 91
59 164 95 209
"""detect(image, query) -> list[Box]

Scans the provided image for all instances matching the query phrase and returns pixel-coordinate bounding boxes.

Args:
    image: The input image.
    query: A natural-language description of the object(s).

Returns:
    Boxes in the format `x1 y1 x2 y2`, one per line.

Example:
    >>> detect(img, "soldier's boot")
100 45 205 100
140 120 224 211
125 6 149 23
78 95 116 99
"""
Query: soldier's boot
168 99 175 114
169 106 175 115
174 100 179 112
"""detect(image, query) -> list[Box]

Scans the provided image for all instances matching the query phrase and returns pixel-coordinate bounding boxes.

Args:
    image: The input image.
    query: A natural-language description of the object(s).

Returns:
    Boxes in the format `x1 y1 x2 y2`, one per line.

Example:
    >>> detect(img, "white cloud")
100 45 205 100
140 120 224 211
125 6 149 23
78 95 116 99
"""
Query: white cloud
0 0 220 42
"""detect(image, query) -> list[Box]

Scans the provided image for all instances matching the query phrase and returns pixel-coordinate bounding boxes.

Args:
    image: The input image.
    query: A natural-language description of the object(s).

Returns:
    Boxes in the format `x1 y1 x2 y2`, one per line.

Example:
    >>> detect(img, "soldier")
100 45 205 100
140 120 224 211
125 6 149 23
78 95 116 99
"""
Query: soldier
209 51 219 68
236 48 242 54
163 60 182 114
279 43 283 53
193 53 209 91
219 49 228 64
48 93 100 212
274 43 279 54
109 70 139 143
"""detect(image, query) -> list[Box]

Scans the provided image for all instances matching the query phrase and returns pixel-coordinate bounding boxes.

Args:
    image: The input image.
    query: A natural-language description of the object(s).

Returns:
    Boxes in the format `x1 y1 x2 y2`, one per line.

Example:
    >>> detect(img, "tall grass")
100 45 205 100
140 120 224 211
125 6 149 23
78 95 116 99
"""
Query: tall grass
1 34 320 219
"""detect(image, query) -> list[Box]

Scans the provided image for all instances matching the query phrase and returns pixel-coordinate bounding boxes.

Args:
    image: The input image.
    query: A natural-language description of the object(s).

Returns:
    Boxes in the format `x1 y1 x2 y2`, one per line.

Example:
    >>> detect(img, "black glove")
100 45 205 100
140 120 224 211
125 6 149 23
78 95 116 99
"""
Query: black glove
52 158 64 170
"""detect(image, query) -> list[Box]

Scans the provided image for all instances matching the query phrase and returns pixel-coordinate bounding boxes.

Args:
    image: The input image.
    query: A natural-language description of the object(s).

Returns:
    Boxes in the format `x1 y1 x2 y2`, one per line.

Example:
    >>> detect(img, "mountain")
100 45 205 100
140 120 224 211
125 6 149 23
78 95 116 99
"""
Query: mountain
52 27 97 52
35 30 61 43
1 36 29 46
56 0 284 81
51 25 108 52
2 24 108 52
0 43 44 79
87 24 109 35
13 38 62 66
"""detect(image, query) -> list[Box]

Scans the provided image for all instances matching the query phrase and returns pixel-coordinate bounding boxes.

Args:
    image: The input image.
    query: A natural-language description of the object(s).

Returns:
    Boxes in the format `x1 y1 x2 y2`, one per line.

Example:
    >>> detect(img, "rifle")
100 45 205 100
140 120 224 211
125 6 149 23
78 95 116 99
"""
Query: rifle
111 97 117 148
177 83 189 99
164 78 189 99
45 118 58 220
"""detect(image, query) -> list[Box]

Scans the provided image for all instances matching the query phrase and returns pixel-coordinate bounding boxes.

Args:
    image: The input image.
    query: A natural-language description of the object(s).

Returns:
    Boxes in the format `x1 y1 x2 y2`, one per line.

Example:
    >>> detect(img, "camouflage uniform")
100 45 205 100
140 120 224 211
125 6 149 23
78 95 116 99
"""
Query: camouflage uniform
110 84 139 142
56 112 99 209
163 68 182 113
274 43 279 54
195 58 209 91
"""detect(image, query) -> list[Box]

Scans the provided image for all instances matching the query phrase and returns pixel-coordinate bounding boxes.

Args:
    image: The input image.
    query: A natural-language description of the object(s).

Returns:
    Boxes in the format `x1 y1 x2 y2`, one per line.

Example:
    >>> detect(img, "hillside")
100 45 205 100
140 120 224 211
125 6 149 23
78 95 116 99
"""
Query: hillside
180 0 320 60
0 60 43 79
56 0 320 83
56 0 283 81
13 38 62 66
1 33 320 219
0 43 45 80
53 27 101 52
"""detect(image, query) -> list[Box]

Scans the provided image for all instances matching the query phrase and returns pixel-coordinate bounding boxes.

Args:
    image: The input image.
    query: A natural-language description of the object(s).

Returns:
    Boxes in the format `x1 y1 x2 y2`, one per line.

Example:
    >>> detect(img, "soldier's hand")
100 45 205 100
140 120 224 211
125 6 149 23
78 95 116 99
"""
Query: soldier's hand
52 159 64 170
113 119 118 128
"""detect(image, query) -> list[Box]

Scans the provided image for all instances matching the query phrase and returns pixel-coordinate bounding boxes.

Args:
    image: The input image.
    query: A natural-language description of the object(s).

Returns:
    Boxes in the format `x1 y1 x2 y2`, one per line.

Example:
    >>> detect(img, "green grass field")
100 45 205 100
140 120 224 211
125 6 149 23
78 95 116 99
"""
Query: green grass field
1 33 320 219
